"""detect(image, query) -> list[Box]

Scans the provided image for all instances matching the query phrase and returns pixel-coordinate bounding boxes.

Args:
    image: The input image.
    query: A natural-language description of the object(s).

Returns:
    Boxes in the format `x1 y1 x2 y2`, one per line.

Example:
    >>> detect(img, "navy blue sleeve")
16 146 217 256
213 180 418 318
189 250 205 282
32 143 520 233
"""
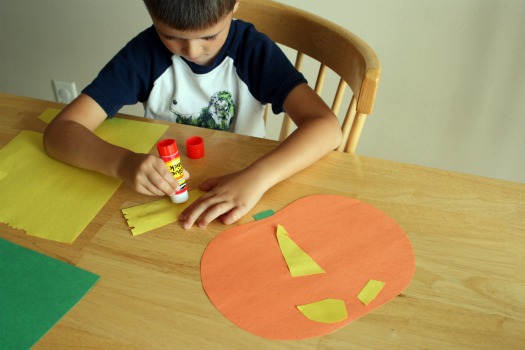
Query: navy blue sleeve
82 26 173 117
231 20 307 114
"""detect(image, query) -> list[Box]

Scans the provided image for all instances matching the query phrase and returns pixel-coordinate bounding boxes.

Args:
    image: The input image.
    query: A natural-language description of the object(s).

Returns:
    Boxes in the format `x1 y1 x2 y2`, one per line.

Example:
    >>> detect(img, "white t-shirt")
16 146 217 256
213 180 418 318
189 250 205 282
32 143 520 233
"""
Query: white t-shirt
83 19 306 137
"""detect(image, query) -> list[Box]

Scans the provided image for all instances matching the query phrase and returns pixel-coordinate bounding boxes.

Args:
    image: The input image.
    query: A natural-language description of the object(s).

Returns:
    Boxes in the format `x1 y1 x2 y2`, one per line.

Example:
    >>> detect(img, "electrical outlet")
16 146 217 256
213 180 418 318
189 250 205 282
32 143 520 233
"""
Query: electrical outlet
52 80 78 104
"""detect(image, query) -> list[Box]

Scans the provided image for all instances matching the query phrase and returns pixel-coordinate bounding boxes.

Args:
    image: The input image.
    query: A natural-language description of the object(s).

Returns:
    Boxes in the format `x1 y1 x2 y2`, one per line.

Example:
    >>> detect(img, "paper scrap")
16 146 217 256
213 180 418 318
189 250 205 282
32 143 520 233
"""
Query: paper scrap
297 299 348 323
357 279 386 305
253 209 275 221
38 108 61 124
276 224 325 277
122 189 206 235
0 238 99 349
0 116 167 243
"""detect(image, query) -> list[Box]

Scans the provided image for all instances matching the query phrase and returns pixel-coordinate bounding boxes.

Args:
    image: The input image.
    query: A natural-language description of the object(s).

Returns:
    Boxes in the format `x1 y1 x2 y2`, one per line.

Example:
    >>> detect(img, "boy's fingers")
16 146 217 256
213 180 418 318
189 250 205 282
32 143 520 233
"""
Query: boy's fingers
220 207 244 225
151 160 181 195
195 201 233 228
180 195 223 229
136 182 164 197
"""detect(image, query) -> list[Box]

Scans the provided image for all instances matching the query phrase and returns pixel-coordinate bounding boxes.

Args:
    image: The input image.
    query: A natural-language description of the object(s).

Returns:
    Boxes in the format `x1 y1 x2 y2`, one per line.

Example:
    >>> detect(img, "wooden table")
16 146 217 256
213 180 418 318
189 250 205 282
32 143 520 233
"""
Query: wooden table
1 93 524 349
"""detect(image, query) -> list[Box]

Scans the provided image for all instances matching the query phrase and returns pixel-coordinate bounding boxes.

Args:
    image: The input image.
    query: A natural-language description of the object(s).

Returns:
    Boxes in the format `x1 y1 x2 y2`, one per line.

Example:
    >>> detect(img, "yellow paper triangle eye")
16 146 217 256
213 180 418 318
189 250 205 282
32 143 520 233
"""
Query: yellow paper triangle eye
276 224 325 277
297 298 348 323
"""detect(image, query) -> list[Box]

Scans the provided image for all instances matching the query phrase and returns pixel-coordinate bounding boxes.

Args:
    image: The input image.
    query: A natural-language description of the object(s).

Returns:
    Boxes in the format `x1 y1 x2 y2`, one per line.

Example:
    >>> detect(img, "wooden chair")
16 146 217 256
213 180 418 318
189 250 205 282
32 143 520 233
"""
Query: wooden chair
235 0 381 153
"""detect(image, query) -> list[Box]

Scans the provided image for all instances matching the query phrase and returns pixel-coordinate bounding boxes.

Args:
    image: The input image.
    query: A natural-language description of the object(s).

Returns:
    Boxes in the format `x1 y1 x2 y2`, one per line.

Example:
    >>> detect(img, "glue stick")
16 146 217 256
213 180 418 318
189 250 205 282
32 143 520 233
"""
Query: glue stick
157 139 189 203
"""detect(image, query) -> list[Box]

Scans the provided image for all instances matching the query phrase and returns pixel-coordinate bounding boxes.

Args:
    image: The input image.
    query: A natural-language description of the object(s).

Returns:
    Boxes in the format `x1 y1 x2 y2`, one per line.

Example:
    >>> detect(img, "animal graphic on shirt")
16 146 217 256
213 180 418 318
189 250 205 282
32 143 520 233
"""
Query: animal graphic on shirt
170 91 235 131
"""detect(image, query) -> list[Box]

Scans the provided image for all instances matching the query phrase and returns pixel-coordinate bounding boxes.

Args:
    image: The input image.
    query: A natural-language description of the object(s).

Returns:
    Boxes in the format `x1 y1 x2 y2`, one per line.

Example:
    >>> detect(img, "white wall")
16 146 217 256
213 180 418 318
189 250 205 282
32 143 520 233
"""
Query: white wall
1 0 523 183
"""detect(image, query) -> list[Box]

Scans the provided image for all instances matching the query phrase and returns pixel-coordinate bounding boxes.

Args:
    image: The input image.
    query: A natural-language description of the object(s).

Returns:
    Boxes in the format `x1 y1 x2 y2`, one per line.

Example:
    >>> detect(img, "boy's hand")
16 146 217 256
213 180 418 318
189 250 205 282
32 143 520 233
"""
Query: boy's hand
118 152 189 197
178 168 268 229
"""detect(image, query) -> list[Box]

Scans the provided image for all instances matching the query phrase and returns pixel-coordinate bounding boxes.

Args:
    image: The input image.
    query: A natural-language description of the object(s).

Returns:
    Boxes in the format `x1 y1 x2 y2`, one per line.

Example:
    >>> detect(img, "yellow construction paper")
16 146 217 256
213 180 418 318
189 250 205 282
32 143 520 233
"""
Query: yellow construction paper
0 170 7 181
357 279 386 305
297 299 348 323
0 117 167 243
93 118 168 154
38 108 61 123
37 108 168 154
0 131 119 242
122 189 206 236
276 224 325 277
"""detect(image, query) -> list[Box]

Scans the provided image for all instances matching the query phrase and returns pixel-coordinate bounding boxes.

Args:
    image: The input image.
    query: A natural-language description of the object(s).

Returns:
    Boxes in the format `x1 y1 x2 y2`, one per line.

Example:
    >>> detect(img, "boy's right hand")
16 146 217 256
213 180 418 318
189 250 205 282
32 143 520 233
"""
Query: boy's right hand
43 94 189 199
117 152 188 197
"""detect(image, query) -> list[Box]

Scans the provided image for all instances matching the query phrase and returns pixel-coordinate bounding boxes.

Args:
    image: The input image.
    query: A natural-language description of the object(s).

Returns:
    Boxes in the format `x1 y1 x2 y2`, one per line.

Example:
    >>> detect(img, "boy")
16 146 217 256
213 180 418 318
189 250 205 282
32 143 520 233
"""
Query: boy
43 0 342 229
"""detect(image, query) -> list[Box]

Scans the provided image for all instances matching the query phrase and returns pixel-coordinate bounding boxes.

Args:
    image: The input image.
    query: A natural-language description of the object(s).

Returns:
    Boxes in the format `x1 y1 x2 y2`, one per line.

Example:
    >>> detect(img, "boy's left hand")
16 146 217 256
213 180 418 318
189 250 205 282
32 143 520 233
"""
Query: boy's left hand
178 84 342 229
178 167 268 229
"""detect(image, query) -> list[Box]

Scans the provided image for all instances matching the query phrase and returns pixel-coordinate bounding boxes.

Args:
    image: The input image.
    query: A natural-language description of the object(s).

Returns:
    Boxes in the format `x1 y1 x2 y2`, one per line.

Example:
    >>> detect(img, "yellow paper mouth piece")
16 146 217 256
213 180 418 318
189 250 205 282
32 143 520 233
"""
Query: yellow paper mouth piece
297 298 348 323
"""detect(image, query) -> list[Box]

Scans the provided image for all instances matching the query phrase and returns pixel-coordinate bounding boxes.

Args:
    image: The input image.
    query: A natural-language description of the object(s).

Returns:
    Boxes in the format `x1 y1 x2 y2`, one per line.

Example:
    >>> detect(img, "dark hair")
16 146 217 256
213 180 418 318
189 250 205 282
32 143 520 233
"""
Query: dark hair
143 0 237 30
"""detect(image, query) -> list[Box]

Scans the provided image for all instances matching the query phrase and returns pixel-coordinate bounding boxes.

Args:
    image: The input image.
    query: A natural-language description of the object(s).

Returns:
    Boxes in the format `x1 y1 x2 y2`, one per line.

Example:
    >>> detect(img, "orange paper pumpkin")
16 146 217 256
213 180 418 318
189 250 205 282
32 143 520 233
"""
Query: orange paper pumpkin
201 195 415 339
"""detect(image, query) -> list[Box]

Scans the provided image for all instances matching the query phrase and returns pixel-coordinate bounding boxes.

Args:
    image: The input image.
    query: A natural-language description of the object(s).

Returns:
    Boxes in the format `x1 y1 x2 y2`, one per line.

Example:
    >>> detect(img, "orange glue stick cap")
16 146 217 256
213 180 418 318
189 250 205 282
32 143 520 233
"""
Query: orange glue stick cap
186 136 204 159
157 139 179 157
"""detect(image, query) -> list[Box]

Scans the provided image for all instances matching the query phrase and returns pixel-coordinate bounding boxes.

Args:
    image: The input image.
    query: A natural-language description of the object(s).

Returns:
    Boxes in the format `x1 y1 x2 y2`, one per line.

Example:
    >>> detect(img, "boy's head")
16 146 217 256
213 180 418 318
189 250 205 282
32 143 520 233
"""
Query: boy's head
144 0 239 66
143 0 238 31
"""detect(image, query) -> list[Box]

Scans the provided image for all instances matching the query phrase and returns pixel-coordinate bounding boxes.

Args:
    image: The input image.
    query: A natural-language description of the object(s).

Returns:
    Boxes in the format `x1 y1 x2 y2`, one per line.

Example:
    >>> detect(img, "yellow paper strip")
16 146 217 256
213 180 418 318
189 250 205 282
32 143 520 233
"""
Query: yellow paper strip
357 279 386 305
122 189 206 236
297 299 348 323
276 224 325 277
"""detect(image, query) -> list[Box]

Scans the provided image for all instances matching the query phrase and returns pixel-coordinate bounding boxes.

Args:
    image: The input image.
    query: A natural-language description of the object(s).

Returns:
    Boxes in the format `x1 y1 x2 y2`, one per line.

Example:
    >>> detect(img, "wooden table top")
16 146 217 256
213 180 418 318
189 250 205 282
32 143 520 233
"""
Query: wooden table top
1 93 524 349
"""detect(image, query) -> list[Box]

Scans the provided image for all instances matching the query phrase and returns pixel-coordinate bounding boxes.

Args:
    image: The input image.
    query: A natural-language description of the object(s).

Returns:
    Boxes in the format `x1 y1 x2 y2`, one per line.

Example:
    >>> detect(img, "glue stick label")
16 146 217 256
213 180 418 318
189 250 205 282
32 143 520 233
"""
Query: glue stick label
165 155 187 194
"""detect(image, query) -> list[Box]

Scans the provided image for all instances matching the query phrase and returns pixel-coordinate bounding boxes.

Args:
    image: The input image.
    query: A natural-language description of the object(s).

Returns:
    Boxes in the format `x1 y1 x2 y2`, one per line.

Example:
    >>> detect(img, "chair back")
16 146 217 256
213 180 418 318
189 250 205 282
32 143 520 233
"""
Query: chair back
236 0 381 153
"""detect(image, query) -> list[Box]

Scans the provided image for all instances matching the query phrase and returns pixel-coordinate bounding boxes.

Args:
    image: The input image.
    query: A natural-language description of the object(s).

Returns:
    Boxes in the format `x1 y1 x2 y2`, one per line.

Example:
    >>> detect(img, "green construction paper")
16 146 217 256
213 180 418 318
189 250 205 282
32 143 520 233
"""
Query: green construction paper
0 113 168 243
0 238 99 349
253 209 275 221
